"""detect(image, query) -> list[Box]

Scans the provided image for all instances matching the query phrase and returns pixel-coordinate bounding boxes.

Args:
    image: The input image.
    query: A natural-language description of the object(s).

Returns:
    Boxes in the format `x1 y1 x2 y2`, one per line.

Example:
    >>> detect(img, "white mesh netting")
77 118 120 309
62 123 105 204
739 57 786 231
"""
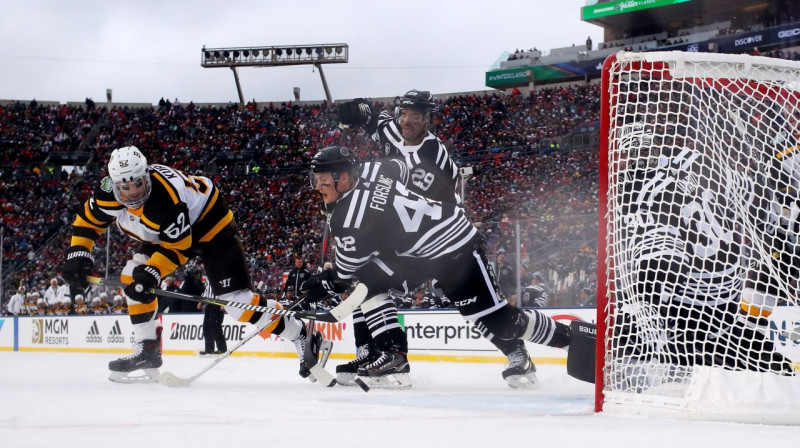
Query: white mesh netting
601 51 800 423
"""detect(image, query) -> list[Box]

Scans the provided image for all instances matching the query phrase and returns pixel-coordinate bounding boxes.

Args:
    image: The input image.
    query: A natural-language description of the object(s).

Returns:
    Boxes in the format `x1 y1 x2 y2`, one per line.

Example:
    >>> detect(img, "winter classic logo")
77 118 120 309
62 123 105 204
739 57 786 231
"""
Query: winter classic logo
100 176 113 193
32 318 69 345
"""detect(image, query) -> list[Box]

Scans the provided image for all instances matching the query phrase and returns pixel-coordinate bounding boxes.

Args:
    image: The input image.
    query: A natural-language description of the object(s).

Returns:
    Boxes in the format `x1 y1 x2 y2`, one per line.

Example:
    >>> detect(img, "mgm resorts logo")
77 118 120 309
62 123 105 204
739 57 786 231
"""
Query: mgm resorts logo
86 320 128 344
32 319 69 345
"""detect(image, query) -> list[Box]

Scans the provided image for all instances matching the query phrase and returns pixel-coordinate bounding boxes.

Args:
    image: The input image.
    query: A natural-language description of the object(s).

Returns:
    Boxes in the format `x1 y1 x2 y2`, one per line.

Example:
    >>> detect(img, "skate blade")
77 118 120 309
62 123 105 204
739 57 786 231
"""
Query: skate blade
335 372 357 386
504 372 540 390
109 368 160 384
359 372 412 390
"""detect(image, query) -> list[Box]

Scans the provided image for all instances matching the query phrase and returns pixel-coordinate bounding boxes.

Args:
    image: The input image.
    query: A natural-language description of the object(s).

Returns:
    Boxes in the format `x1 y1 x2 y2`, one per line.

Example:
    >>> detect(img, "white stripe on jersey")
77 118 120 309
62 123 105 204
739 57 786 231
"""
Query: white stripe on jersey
361 162 381 183
461 250 507 321
353 191 370 229
396 210 476 259
375 111 403 147
343 190 362 229
334 250 374 279
417 212 473 257
370 257 396 277
342 190 372 230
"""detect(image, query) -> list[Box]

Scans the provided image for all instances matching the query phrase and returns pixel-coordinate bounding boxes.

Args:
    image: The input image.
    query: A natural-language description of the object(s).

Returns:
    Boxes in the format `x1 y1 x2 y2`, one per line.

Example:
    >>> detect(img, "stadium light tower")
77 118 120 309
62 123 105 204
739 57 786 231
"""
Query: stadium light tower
201 43 348 109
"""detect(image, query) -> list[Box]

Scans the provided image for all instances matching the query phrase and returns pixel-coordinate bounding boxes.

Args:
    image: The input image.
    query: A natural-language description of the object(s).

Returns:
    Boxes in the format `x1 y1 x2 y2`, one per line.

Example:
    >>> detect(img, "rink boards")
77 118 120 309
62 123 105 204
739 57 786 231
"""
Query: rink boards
0 308 595 364
2 307 799 362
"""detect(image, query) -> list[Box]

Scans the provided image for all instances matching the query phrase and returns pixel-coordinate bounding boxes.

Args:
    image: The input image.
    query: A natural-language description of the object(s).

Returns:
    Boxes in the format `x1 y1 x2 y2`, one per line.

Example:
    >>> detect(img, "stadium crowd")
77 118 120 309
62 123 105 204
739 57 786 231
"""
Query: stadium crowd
1 83 601 315
8 38 800 315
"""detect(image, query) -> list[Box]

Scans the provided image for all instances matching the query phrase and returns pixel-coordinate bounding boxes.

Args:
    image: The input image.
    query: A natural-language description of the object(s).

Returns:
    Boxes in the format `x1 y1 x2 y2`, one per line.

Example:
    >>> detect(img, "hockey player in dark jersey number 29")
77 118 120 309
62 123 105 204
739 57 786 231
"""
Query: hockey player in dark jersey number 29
306 145 572 388
335 90 548 388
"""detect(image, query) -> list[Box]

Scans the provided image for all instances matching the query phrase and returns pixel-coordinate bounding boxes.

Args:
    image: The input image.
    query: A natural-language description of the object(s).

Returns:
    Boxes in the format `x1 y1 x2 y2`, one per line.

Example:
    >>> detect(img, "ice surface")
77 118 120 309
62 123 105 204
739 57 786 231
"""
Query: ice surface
1 352 798 447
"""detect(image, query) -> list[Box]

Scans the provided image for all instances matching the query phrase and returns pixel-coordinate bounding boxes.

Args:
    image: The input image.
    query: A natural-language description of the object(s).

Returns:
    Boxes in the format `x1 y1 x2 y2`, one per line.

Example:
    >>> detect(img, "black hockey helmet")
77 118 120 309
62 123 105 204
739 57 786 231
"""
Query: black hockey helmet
532 271 545 282
394 89 436 118
310 146 359 189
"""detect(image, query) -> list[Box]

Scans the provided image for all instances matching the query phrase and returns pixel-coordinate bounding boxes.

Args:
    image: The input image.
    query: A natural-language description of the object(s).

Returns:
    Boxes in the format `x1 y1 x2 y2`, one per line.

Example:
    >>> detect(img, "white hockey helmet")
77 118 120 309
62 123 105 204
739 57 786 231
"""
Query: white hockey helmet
108 146 151 208
113 294 123 303
75 294 85 302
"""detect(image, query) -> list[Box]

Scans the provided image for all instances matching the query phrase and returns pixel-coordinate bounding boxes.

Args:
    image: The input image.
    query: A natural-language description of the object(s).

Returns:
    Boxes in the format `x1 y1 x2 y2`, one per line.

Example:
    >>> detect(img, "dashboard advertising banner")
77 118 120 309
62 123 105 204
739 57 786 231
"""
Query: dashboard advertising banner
0 318 13 350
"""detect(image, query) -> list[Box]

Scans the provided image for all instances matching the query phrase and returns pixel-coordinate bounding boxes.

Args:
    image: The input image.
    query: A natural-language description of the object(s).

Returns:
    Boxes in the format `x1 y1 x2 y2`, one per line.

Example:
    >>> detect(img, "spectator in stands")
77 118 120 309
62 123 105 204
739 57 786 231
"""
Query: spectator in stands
494 249 516 298
6 286 25 316
283 255 311 309
176 269 204 313
522 271 550 308
74 294 89 315
580 287 595 307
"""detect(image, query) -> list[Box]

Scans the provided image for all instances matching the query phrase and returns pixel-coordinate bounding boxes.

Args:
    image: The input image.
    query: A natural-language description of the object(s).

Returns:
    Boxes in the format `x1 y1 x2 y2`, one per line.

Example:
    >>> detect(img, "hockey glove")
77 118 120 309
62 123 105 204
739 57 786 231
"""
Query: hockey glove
62 246 95 289
300 270 351 303
124 265 161 303
337 98 371 128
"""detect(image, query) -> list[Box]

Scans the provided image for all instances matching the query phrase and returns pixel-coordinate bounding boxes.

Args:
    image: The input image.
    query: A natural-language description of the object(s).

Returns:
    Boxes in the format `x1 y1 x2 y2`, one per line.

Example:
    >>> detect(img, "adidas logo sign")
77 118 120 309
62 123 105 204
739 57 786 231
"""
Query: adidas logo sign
106 321 125 344
85 321 102 343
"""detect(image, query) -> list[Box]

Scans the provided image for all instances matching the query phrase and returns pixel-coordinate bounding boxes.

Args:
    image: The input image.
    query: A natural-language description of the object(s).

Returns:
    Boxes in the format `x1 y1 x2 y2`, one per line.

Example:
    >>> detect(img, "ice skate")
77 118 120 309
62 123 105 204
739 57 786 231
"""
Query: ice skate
357 351 412 390
335 344 377 386
108 334 163 384
294 328 333 383
502 345 539 390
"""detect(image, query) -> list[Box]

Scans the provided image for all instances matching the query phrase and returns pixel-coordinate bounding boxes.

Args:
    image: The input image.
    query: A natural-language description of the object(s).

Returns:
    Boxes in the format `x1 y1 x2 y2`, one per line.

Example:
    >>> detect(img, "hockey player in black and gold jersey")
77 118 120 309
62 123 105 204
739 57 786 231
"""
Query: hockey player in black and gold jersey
306 146 571 389
62 146 324 383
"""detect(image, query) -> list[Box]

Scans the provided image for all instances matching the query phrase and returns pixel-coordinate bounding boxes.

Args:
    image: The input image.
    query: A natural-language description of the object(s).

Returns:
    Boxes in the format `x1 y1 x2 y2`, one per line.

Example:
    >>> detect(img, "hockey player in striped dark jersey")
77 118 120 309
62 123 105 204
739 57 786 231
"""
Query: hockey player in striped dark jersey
338 90 540 388
307 146 571 389
62 146 324 383
617 141 794 373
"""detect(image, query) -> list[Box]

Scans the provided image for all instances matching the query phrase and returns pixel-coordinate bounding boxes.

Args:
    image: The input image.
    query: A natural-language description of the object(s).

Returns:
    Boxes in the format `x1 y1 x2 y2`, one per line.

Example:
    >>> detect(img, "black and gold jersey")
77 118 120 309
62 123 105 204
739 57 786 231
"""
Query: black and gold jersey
74 303 90 315
70 164 233 277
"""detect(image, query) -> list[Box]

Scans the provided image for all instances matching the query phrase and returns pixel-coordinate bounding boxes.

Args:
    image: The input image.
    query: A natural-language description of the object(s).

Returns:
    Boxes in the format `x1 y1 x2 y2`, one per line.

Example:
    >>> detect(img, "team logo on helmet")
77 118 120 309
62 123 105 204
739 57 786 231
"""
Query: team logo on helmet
101 176 113 193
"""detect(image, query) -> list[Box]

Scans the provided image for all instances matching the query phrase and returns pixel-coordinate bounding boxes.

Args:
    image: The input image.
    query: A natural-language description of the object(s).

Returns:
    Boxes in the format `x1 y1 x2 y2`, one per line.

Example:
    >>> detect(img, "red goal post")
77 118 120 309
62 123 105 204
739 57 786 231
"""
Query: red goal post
597 51 800 424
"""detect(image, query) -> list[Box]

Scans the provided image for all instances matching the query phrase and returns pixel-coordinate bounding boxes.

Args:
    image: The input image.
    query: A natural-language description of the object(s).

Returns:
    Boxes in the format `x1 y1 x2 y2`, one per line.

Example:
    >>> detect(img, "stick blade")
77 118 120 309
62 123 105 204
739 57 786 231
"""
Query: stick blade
158 371 193 387
309 365 337 387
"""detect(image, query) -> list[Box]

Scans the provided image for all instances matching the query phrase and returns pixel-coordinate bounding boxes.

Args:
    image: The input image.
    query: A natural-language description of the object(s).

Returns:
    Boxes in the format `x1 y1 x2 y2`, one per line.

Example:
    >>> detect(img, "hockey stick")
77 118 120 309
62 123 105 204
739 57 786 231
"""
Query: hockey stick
158 293 316 387
87 277 368 323
304 223 337 387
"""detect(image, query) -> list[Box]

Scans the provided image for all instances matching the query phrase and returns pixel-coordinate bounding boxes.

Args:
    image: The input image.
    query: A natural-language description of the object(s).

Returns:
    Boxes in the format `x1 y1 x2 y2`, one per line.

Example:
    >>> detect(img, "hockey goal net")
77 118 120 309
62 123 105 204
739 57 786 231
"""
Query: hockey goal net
597 51 800 424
